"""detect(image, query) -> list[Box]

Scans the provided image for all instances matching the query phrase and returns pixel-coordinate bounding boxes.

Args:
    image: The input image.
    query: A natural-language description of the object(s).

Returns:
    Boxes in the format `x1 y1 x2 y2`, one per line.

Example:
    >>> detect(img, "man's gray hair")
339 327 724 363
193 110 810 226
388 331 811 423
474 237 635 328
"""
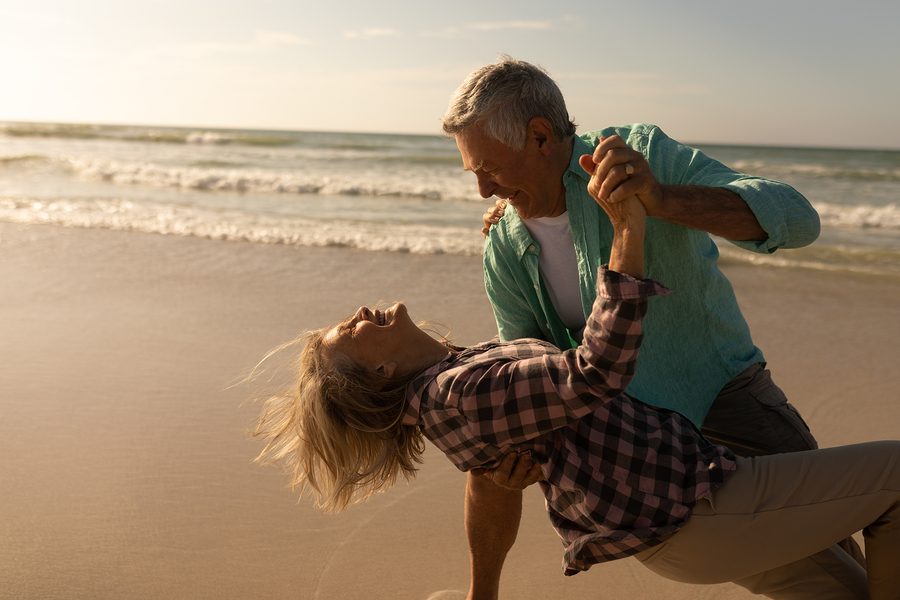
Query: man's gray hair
441 56 577 150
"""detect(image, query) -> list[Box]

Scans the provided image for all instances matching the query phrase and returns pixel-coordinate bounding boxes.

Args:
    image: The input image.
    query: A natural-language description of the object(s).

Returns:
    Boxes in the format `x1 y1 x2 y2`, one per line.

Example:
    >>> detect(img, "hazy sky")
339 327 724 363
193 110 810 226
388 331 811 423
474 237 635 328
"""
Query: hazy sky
3 0 898 148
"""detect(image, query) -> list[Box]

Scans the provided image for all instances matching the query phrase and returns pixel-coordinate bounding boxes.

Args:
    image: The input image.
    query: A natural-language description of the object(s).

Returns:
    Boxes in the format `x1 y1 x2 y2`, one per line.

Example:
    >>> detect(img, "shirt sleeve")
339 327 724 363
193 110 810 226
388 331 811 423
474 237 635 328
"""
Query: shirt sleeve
629 124 821 254
460 267 671 448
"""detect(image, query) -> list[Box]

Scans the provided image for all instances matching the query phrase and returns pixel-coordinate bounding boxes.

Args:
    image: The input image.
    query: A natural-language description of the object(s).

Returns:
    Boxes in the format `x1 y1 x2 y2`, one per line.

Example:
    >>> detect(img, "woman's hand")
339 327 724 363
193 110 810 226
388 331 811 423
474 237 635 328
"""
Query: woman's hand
579 145 647 278
579 152 647 232
581 135 665 215
481 199 507 238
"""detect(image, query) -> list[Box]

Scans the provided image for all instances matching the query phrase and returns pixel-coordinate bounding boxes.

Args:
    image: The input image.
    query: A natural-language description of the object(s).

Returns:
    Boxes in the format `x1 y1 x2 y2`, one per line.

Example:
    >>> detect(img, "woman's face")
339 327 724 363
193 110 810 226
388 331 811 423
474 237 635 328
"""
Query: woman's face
324 303 446 379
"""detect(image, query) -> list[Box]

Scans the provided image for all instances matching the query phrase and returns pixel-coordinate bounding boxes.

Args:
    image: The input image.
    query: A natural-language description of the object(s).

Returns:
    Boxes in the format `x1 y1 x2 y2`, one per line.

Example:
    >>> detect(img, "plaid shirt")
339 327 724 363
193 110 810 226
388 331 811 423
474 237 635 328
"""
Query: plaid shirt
402 267 737 575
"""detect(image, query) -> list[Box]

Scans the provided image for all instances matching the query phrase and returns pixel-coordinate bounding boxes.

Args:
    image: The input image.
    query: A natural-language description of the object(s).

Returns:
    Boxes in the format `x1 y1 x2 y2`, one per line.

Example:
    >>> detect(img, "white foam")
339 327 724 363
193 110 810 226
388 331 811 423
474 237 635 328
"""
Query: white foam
0 197 484 256
65 157 476 201
813 201 900 229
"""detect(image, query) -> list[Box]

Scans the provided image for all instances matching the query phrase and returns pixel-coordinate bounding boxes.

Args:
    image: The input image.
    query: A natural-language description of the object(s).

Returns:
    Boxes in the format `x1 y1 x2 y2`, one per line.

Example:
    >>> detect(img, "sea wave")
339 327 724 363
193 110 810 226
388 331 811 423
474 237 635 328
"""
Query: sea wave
0 197 484 255
0 154 51 166
4 196 898 275
58 155 900 219
0 122 300 147
730 159 900 183
813 201 900 229
65 157 472 201
715 240 900 278
0 122 460 159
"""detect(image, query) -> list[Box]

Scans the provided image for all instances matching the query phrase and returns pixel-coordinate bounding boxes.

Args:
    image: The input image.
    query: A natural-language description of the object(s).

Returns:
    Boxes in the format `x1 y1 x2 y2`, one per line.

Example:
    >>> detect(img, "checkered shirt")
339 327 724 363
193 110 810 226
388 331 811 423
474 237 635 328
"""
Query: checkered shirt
402 267 737 575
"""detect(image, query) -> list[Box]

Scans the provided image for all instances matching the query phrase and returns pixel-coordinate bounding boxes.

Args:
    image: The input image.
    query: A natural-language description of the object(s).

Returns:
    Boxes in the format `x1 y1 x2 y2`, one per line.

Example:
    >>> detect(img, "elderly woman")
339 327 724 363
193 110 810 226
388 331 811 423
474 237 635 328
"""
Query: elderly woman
252 159 899 600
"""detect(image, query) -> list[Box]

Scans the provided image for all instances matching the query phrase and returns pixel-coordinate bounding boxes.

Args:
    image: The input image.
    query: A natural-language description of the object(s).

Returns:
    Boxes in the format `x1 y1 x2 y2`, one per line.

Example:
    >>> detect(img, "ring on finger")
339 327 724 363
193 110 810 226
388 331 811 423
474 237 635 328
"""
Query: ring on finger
624 163 635 176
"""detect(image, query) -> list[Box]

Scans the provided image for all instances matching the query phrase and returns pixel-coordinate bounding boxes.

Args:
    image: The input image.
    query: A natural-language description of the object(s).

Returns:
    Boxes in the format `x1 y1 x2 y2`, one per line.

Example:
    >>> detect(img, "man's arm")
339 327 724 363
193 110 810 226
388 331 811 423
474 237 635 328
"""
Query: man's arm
587 135 767 241
465 438 544 599
465 472 522 600
483 183 764 242
585 127 822 252
651 184 767 241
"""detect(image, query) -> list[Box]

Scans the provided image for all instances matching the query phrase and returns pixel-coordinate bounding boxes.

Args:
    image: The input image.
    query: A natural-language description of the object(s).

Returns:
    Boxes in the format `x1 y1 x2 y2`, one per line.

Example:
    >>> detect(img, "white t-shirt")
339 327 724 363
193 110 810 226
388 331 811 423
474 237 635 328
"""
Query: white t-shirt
521 213 586 341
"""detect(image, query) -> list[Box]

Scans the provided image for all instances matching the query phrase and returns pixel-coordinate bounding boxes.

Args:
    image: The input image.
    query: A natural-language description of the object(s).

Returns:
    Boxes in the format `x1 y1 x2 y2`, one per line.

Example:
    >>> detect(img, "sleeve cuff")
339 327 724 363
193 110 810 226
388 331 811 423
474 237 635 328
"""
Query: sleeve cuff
597 265 673 299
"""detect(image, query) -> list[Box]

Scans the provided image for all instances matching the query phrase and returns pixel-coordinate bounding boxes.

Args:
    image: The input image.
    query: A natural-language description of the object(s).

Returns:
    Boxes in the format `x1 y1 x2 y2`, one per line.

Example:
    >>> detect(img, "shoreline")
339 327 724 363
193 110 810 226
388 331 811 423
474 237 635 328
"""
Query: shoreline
1 222 898 599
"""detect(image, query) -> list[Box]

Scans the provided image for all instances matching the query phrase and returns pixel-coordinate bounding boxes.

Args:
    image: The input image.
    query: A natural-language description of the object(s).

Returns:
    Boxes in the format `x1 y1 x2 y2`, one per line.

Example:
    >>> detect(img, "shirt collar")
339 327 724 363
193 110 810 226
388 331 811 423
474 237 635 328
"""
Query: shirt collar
400 353 456 426
564 135 594 186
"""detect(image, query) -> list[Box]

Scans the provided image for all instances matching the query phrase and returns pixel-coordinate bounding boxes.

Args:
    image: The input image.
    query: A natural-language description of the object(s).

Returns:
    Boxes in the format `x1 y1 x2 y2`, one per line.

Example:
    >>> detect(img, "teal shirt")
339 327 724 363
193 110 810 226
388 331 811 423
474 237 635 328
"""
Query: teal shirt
483 124 820 427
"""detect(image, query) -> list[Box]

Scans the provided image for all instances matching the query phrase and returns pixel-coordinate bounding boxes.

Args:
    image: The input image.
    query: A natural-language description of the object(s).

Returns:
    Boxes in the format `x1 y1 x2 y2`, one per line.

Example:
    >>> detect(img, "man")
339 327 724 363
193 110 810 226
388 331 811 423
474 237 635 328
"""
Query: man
441 56 864 600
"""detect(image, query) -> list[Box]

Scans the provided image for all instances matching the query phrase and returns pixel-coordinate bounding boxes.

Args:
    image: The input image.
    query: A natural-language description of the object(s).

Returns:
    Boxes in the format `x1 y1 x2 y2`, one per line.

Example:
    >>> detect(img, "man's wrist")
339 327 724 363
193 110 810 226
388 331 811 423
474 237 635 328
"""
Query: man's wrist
644 185 672 220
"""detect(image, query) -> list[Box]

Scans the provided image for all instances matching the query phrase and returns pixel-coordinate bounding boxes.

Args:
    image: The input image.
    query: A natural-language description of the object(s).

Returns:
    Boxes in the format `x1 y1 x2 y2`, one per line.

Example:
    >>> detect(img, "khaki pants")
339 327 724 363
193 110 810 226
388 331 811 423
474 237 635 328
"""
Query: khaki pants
703 363 868 572
635 441 900 599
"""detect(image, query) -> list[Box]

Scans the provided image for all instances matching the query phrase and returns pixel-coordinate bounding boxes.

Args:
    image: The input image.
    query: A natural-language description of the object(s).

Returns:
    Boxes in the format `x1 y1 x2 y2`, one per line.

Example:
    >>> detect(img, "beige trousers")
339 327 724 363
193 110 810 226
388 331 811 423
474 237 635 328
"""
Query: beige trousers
635 441 900 600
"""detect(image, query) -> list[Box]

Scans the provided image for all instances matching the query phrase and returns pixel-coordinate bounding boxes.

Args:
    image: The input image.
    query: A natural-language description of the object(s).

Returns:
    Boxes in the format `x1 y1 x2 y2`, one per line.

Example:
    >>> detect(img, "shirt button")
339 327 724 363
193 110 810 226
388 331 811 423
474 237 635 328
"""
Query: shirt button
534 285 539 290
528 245 535 252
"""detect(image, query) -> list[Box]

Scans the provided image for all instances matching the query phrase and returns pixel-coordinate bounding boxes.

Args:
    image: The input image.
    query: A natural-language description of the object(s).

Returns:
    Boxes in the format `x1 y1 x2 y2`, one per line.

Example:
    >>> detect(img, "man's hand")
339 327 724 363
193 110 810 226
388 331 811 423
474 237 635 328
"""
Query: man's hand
470 451 545 490
481 199 507 238
579 153 647 232
582 135 665 215
583 136 767 241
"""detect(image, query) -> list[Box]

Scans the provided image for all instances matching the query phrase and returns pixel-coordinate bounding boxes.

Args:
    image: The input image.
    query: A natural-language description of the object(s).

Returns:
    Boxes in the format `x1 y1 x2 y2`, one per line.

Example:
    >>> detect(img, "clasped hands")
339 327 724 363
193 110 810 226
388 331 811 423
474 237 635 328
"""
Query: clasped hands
481 135 659 236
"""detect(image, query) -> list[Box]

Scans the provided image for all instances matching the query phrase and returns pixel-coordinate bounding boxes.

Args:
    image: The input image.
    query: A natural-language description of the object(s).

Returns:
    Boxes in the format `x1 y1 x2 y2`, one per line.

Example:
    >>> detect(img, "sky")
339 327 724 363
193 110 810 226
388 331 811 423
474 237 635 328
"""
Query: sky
2 0 899 149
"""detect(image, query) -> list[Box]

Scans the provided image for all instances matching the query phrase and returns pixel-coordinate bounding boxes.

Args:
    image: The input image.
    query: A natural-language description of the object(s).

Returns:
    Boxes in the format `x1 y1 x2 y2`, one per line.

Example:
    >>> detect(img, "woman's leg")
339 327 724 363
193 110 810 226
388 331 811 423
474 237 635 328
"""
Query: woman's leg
636 441 900 600
702 364 867 569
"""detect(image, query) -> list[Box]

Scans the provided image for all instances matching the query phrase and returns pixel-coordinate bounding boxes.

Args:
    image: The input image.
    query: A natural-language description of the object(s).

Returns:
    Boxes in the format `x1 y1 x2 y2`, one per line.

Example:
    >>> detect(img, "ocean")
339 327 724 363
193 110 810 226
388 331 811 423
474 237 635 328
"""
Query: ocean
2 121 899 276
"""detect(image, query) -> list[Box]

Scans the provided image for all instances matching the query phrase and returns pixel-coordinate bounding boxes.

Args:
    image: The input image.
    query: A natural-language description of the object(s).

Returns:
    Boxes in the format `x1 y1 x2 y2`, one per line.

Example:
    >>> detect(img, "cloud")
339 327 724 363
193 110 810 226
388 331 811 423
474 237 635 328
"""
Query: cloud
343 28 397 39
127 31 311 63
420 20 552 38
418 27 461 39
465 20 553 31
254 30 311 47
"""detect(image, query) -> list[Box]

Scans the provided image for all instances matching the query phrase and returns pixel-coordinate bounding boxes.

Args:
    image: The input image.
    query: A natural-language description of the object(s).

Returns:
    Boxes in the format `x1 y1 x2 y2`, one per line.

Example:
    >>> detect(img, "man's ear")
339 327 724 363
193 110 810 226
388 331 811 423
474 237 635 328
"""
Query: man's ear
527 117 555 156
376 361 397 380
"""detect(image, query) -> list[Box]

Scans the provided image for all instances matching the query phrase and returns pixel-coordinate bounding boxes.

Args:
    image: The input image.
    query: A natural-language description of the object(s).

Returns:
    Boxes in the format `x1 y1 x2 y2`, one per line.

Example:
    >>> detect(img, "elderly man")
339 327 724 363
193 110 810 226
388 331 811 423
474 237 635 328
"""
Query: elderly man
441 57 864 600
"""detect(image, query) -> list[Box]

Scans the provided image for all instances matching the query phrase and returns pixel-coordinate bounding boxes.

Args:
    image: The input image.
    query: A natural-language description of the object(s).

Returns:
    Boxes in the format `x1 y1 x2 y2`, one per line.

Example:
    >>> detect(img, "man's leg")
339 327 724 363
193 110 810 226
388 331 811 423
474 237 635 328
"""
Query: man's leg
635 442 900 599
464 471 523 600
701 363 867 568
701 363 818 457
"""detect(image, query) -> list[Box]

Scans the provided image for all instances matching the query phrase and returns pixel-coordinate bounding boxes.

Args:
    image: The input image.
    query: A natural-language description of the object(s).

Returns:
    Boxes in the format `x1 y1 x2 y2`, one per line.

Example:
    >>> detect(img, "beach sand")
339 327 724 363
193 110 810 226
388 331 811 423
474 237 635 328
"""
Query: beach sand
1 222 898 600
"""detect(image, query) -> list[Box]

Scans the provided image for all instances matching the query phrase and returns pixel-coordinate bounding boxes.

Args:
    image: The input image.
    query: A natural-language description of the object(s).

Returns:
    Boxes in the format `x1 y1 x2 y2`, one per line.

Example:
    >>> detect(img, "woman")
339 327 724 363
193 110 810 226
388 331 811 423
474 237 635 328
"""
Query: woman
252 159 899 599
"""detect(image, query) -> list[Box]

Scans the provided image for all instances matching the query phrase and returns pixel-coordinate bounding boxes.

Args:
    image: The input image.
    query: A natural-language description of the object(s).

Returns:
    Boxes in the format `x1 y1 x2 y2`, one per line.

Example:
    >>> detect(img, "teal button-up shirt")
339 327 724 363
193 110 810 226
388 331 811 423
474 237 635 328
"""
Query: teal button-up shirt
483 124 820 427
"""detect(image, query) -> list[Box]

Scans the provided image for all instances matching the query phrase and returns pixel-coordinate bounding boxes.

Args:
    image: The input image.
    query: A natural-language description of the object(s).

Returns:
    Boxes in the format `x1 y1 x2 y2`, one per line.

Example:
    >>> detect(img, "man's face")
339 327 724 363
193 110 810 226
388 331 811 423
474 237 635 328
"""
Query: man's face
456 124 566 220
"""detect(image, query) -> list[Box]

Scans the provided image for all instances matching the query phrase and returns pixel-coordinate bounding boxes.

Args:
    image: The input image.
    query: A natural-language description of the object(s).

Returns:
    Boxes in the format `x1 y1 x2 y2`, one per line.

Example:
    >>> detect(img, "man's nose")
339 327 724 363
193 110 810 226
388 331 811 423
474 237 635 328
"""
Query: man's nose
476 173 496 199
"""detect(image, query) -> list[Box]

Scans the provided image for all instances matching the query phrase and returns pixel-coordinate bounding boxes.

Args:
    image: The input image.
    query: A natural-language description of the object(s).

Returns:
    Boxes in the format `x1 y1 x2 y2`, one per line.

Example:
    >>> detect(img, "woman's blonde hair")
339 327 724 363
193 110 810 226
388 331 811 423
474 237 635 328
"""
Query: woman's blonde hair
250 328 426 513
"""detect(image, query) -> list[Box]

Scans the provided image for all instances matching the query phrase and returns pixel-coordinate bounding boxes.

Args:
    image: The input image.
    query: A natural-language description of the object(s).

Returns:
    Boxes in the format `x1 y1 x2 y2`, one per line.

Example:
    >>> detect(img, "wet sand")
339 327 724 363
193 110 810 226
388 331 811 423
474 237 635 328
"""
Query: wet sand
1 222 898 600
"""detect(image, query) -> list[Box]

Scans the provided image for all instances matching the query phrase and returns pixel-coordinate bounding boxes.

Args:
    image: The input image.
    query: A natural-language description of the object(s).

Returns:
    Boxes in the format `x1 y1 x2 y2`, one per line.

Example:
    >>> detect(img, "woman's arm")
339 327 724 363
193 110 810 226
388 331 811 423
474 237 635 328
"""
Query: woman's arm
578 152 646 278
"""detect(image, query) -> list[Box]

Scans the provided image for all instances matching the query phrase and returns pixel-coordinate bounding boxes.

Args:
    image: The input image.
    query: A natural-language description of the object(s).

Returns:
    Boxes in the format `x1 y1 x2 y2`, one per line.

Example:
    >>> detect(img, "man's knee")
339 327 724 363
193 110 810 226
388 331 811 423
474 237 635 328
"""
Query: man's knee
733 550 868 600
